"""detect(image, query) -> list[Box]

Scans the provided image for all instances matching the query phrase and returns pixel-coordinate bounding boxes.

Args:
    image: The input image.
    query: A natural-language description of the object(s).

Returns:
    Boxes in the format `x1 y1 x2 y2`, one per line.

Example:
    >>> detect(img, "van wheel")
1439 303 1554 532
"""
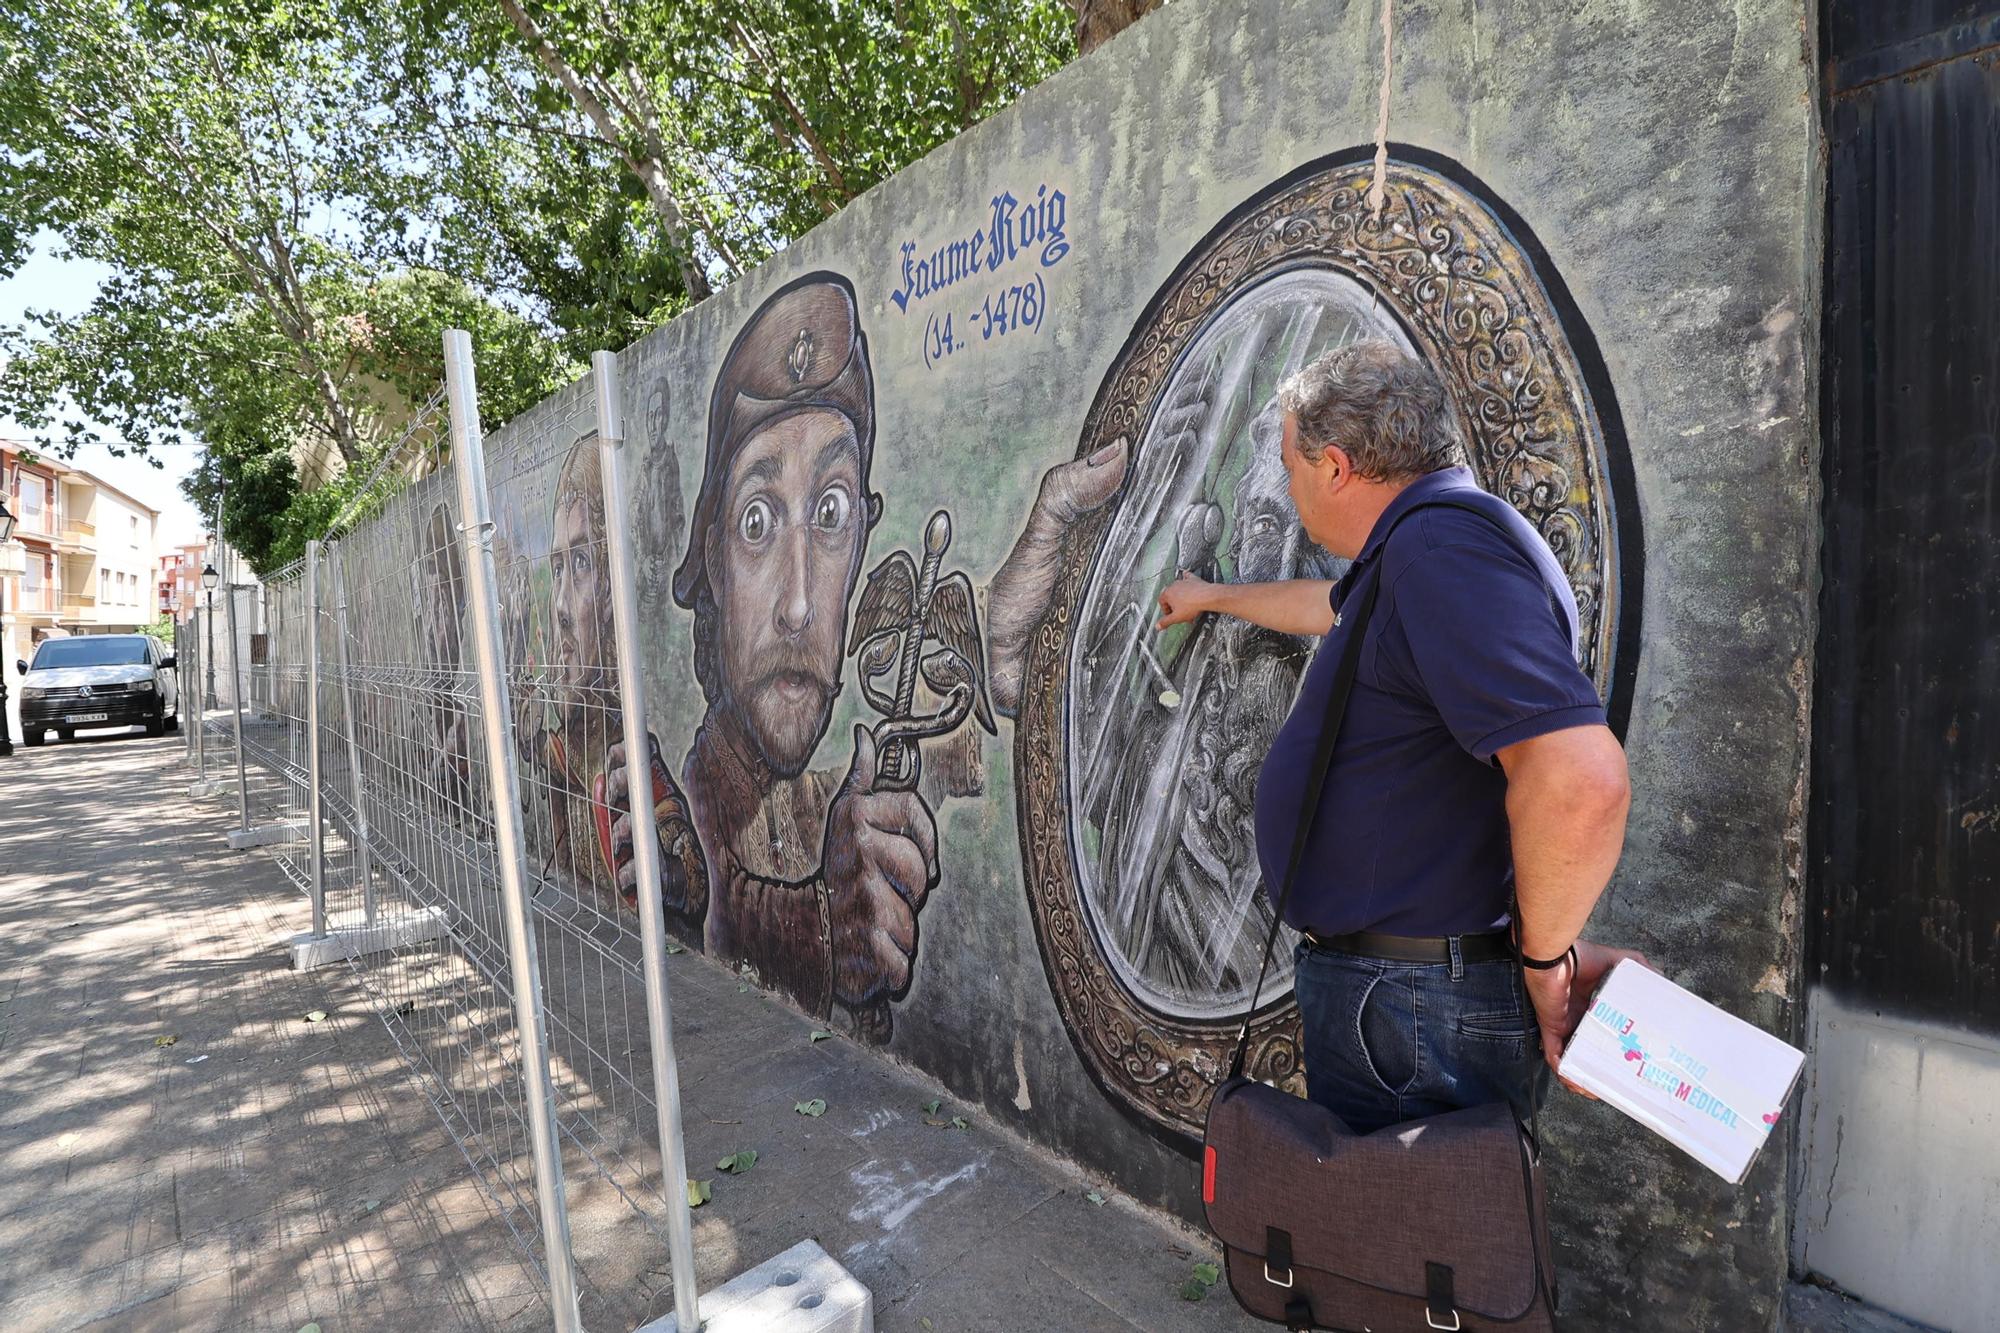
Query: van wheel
146 713 166 738
165 712 180 734
23 730 43 747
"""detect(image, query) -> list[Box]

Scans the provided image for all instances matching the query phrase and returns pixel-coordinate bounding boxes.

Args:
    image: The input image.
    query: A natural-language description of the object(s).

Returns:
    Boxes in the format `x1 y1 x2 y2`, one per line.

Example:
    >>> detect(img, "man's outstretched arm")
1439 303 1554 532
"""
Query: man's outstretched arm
1155 571 1338 638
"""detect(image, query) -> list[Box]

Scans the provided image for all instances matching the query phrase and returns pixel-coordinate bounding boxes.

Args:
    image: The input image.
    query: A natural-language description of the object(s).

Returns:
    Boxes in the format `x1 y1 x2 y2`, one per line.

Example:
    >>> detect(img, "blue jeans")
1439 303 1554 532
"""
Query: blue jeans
1291 938 1549 1134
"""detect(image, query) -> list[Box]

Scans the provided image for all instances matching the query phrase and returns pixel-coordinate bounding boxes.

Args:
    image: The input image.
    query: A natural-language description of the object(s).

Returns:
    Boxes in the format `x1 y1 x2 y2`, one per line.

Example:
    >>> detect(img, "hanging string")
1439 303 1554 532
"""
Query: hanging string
1365 0 1396 223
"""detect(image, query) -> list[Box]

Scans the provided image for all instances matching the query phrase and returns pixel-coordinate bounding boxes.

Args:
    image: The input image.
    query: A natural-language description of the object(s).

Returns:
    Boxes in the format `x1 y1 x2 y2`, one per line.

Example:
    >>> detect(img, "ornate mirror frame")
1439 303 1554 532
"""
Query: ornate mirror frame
1013 146 1642 1146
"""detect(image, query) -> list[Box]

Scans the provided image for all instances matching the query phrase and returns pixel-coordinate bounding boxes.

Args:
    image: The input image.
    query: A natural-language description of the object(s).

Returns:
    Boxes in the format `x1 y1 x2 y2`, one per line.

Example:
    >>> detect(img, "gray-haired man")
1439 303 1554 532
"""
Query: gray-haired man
1157 340 1639 1133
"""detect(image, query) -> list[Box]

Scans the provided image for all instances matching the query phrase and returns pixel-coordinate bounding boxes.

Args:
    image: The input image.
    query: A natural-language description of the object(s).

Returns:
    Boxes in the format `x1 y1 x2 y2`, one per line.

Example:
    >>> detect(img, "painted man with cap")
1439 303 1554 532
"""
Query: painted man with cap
675 271 1125 1036
539 437 708 937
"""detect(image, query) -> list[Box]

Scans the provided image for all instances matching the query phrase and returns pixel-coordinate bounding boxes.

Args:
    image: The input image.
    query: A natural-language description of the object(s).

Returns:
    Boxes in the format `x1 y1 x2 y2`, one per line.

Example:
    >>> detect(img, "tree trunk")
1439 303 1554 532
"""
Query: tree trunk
1071 0 1166 55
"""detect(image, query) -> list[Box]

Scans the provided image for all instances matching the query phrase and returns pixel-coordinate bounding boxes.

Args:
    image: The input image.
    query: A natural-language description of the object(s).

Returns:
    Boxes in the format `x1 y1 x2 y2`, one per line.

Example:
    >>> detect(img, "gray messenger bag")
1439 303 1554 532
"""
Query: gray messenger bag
1201 497 1560 1331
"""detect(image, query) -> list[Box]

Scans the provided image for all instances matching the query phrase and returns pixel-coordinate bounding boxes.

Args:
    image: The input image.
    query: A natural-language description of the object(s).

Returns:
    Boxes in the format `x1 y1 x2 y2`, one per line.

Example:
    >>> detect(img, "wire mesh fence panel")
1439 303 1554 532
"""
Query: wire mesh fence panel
195 367 701 1325
478 383 691 1264
315 464 563 1280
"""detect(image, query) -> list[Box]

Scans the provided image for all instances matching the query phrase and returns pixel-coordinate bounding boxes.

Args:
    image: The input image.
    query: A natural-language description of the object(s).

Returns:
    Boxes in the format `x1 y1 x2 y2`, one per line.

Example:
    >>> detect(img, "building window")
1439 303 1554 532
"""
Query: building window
130 514 139 546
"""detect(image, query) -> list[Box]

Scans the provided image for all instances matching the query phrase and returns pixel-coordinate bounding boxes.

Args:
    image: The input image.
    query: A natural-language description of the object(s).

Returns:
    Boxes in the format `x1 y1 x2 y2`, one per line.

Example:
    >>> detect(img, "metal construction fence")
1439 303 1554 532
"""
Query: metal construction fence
181 340 701 1332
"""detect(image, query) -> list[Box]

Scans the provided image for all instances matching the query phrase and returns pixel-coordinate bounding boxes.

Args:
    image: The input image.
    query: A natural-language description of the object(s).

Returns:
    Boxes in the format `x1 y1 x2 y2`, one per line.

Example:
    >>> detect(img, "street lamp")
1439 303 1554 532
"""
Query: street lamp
1 496 16 757
202 562 219 710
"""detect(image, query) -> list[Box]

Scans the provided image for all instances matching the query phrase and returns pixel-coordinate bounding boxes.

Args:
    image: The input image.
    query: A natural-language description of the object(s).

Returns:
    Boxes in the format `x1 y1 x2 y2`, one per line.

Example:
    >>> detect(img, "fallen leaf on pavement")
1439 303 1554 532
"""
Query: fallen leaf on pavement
154 1034 178 1047
686 1179 713 1207
717 1149 758 1174
1085 1190 1106 1206
809 1029 834 1043
794 1098 826 1117
665 940 686 955
304 1010 326 1024
950 1116 969 1130
922 1099 941 1115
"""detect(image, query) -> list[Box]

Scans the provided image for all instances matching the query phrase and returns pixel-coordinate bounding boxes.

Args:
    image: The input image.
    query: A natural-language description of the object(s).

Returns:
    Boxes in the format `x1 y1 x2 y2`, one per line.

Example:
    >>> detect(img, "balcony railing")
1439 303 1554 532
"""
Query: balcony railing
56 518 97 551
13 584 58 613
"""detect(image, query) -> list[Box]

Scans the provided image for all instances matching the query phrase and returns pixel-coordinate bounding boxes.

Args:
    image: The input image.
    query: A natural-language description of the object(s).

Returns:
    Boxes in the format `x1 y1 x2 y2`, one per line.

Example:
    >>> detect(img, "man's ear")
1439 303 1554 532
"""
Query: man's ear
865 492 883 528
1321 443 1355 489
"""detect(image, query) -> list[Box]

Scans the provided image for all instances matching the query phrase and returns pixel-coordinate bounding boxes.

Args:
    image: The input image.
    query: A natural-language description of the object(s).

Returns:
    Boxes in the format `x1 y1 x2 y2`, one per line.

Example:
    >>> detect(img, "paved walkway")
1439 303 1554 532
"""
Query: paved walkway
0 732 1250 1332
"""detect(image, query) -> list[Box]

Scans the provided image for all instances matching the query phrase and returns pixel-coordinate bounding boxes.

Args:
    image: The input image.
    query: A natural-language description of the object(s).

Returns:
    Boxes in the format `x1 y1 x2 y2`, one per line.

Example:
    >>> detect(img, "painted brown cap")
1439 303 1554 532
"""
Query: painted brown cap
672 271 878 610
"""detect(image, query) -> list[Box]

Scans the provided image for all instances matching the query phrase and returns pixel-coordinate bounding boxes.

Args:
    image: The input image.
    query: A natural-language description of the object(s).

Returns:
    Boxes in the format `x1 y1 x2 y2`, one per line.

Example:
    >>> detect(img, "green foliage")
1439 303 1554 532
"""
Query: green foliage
0 0 573 573
363 0 1076 302
142 614 175 643
1 0 1074 572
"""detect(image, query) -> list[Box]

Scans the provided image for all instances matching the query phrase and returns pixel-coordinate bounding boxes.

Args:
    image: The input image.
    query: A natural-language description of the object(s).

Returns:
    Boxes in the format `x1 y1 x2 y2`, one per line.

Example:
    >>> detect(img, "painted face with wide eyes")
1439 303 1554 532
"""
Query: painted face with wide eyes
709 409 867 777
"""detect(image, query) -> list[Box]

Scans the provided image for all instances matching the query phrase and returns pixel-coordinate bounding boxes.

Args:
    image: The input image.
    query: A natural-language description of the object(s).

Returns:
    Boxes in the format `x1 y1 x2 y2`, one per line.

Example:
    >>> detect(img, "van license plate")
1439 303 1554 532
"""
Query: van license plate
65 713 109 724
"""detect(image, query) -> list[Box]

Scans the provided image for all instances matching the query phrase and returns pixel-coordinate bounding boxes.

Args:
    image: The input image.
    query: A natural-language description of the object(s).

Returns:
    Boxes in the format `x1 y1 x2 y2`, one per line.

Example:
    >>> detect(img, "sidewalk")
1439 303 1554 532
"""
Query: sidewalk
0 733 1251 1331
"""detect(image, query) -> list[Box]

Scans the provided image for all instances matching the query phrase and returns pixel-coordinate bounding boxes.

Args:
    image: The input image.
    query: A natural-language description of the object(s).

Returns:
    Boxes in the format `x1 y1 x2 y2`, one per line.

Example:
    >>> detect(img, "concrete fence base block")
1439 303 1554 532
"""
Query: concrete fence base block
227 822 302 850
186 779 228 800
288 907 450 972
635 1239 873 1333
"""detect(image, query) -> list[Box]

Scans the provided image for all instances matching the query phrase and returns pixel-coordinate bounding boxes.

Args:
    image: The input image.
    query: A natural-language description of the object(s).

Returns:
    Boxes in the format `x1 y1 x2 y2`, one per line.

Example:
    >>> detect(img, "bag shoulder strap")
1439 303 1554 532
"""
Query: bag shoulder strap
1226 493 1562 1079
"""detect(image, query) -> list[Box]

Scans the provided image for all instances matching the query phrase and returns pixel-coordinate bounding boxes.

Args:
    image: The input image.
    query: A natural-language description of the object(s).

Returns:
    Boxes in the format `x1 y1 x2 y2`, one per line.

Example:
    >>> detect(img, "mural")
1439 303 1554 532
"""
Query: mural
460 150 1631 1146
1012 149 1634 1144
669 271 1124 1042
481 424 709 941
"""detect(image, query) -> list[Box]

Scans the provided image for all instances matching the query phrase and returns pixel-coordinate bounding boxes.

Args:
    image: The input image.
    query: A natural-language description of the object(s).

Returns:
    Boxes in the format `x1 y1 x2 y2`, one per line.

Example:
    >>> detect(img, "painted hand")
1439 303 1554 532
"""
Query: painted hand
1154 570 1214 630
1524 940 1653 1097
823 723 940 1007
987 436 1131 718
598 732 705 921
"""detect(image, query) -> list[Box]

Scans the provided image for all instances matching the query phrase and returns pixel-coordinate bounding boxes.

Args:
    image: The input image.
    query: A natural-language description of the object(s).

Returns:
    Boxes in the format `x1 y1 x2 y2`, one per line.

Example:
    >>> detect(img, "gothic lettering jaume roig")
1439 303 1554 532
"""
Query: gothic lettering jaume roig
888 184 1070 315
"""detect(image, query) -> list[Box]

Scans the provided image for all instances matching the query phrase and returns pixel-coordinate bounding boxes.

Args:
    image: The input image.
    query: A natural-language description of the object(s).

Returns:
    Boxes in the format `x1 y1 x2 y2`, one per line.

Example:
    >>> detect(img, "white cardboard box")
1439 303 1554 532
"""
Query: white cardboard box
1557 959 1804 1184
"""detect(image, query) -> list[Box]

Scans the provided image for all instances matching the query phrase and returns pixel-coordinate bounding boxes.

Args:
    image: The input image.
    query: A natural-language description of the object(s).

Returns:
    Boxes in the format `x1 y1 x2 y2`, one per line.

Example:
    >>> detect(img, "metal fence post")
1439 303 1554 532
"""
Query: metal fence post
193 604 208 783
182 616 197 765
226 583 250 833
444 328 584 1330
592 350 701 1331
305 540 328 941
328 552 377 924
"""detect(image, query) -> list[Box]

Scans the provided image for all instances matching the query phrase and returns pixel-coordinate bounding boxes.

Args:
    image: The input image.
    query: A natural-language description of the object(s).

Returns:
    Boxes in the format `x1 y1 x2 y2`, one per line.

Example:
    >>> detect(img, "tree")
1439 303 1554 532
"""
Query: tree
1067 0 1166 55
0 0 572 572
364 0 1076 318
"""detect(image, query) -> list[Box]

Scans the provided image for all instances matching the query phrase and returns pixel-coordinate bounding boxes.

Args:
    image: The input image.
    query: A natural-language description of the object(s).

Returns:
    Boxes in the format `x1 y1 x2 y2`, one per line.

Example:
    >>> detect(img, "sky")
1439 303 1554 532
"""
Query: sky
1 234 209 547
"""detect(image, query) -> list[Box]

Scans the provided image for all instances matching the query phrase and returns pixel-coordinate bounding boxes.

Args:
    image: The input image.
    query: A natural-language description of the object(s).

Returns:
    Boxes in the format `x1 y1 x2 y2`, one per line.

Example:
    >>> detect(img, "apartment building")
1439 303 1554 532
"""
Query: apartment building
2 445 163 680
158 541 213 620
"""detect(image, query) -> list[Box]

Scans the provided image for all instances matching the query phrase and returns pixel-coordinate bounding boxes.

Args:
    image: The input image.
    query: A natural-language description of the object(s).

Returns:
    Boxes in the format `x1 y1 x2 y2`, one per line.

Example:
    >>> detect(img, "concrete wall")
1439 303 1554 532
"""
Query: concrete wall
1793 993 2000 1332
452 1 1822 1324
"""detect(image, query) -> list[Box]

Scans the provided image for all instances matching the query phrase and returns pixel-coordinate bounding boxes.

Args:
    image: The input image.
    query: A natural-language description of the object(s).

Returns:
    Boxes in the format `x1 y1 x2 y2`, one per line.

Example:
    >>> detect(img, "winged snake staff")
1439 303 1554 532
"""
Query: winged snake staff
847 510 997 790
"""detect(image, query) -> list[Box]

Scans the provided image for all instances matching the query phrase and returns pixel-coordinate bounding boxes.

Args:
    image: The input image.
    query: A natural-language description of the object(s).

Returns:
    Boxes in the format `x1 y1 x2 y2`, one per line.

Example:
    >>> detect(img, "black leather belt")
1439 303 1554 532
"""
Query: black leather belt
1301 928 1513 964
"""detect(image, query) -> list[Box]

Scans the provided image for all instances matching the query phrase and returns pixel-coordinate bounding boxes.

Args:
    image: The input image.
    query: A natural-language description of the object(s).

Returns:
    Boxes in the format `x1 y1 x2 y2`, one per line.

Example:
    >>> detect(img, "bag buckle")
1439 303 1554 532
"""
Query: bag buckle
1263 1261 1294 1289
1425 1310 1460 1331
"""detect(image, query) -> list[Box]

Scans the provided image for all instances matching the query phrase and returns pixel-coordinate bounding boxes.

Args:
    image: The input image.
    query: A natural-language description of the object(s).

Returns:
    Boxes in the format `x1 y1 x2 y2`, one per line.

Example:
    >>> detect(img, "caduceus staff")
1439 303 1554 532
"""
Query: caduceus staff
848 510 996 790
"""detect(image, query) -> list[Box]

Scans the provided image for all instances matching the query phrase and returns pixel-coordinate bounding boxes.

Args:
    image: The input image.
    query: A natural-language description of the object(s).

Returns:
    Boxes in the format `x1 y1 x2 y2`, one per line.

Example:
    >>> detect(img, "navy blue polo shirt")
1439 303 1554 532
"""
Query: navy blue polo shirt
1251 467 1604 938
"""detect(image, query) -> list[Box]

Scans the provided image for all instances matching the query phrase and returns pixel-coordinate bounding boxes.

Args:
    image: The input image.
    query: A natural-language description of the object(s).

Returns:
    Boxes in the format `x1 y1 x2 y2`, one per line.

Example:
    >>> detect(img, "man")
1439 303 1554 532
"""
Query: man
542 438 707 937
1156 340 1636 1132
674 272 923 1028
676 271 1125 1036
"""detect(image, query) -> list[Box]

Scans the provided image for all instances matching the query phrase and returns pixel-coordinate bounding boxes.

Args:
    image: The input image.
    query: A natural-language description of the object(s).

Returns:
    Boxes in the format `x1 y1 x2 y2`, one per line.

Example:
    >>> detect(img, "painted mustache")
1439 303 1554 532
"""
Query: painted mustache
749 662 839 710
